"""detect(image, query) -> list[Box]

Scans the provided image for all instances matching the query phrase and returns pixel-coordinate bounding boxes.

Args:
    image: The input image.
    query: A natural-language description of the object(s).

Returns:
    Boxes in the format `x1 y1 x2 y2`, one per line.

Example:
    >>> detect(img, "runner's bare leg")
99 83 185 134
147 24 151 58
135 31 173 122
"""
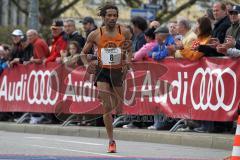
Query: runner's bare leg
97 81 114 142
110 86 124 115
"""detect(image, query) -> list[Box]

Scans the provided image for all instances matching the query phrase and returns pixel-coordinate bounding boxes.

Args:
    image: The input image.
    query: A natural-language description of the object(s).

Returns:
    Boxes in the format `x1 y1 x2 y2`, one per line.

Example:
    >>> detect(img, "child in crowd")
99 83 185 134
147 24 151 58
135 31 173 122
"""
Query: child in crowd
56 41 81 66
0 45 9 73
133 27 157 61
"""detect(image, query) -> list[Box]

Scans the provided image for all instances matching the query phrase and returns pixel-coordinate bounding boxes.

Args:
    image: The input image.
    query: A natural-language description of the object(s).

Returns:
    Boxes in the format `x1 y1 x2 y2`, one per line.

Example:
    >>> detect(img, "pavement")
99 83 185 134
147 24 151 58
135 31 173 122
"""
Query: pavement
0 122 234 151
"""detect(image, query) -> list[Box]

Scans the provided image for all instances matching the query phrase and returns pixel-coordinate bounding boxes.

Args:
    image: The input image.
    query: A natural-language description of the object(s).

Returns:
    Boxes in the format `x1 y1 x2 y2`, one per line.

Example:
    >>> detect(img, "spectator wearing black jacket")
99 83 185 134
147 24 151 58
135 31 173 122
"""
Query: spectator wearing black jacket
80 17 97 55
9 29 24 66
197 3 231 57
20 36 34 65
64 19 85 49
212 2 231 43
131 16 148 52
81 16 97 39
9 35 33 67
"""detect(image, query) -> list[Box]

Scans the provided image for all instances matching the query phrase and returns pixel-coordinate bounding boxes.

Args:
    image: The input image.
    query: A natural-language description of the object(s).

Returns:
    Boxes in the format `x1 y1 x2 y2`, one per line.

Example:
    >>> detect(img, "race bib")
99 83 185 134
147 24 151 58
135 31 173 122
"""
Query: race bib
101 48 122 65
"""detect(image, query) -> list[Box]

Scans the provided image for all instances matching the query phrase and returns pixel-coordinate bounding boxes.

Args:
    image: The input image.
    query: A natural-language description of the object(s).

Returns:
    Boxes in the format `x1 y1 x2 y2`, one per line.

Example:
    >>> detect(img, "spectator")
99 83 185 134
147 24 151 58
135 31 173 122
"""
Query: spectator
20 35 34 65
212 2 231 43
204 8 215 27
216 6 240 56
57 41 81 66
149 20 160 29
80 16 97 38
226 5 240 49
10 35 34 66
44 20 68 64
80 16 97 55
0 46 8 73
180 17 212 61
26 29 50 64
133 27 157 61
9 29 24 66
148 26 175 61
175 18 197 58
226 2 233 16
196 2 231 57
168 21 178 37
131 16 148 52
64 19 85 48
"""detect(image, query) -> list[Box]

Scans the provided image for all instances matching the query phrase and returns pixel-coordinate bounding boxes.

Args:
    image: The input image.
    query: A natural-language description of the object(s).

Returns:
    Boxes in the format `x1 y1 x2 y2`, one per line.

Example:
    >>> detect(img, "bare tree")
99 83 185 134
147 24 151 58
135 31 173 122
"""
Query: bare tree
157 0 199 24
11 0 80 26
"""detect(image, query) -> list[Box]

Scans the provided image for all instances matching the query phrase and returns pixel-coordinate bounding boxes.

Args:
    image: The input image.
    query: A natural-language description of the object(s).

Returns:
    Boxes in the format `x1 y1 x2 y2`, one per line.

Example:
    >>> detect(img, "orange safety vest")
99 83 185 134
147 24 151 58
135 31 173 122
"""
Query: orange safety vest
97 25 125 69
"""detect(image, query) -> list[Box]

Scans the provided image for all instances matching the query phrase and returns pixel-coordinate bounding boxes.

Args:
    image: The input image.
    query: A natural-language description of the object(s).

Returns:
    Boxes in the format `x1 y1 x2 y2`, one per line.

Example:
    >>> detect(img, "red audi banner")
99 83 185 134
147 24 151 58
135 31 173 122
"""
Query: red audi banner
0 57 239 121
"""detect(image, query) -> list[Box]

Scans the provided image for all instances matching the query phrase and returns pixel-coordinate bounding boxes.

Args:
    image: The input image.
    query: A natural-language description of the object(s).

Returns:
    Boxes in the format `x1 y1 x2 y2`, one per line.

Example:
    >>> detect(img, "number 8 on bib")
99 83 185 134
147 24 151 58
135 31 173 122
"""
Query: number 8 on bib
100 48 122 66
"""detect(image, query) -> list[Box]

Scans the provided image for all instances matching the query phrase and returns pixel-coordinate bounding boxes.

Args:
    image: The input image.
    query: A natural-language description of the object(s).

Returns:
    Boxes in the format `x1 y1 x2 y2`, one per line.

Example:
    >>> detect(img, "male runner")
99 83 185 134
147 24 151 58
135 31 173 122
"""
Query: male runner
80 3 132 153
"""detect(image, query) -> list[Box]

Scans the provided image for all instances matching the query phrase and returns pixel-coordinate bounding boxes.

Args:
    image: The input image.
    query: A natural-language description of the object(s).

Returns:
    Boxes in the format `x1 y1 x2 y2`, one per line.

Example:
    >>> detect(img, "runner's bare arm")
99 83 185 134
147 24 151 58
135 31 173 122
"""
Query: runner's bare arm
80 31 98 66
122 27 132 65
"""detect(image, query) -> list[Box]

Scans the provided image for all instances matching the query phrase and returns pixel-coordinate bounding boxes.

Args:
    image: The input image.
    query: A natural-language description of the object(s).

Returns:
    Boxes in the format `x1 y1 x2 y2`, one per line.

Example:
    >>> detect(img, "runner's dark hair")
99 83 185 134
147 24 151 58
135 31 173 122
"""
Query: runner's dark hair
98 2 118 17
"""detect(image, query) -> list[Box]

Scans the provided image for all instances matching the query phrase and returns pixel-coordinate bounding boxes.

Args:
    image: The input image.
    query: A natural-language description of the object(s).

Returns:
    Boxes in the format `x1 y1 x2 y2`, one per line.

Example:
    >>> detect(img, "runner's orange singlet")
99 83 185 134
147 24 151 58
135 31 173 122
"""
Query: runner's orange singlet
97 25 125 69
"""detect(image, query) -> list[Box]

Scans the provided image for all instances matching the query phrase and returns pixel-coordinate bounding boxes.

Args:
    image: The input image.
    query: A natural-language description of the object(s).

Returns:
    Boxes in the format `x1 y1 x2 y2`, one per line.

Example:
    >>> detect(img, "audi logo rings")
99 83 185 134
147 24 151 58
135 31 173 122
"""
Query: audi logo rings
190 67 236 111
27 70 59 105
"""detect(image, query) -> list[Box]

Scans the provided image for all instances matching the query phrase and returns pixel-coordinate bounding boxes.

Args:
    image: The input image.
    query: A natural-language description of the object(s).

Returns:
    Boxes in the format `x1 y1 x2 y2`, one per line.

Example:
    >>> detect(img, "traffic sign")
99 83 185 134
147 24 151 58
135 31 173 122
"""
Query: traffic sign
143 3 162 10
131 9 156 21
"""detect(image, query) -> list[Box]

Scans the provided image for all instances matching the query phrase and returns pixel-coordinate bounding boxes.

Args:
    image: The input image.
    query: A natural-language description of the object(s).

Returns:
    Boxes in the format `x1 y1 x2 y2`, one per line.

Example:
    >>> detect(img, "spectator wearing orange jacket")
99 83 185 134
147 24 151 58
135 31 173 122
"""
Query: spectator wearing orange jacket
180 17 212 61
44 20 67 64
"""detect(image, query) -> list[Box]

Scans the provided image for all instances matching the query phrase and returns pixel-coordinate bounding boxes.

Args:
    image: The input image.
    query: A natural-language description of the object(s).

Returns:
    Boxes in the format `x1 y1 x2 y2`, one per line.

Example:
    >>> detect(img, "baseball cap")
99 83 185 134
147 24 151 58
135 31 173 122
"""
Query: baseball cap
229 5 240 14
51 19 64 29
154 26 169 34
80 16 95 24
12 29 24 36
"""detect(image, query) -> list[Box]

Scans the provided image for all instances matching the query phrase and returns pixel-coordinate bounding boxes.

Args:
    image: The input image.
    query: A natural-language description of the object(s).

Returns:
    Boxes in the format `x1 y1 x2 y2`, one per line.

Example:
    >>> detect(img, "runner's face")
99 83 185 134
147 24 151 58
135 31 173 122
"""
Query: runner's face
104 9 118 28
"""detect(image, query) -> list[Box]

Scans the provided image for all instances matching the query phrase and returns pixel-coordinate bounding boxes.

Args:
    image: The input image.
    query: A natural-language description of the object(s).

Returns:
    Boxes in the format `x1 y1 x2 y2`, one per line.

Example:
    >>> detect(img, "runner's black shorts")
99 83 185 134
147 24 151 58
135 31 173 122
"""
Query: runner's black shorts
94 67 123 87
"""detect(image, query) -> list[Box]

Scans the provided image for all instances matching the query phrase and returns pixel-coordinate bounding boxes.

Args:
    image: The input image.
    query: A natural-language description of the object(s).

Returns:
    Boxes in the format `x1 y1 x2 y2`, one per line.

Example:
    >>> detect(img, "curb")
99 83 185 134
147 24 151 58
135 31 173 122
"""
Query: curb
0 122 234 150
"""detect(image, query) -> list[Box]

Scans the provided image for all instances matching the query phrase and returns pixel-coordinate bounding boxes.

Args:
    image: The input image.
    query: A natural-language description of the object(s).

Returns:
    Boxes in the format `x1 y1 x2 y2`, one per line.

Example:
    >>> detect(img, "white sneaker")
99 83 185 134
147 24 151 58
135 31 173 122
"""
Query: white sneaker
147 125 158 130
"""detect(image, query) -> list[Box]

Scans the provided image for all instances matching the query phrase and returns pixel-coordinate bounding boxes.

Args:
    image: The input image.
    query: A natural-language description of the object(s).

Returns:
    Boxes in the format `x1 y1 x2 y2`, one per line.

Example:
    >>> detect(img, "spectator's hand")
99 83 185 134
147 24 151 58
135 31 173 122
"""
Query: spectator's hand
225 36 236 48
148 51 153 58
167 45 176 56
152 52 156 59
42 59 47 65
30 57 34 62
175 39 184 50
216 44 228 54
55 57 62 64
9 58 19 67
23 61 31 65
9 61 14 68
207 38 220 48
60 50 67 57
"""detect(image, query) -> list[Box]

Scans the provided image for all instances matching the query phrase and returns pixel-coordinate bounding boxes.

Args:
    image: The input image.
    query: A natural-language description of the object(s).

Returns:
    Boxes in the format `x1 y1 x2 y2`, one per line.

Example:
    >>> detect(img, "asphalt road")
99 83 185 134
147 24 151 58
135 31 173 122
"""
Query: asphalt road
0 131 230 160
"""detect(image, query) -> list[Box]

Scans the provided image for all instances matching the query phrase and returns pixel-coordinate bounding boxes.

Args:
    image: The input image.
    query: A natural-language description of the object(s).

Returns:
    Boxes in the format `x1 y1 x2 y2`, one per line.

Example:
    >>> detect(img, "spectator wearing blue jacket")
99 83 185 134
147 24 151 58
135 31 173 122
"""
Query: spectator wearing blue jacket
148 26 175 60
0 46 9 73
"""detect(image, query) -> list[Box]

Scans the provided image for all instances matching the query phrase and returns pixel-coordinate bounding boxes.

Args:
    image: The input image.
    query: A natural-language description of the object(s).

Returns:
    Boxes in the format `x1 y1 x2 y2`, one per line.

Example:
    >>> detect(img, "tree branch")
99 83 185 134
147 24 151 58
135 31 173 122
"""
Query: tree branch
157 0 168 20
124 0 141 8
11 0 29 15
54 0 63 11
157 0 198 24
51 0 80 18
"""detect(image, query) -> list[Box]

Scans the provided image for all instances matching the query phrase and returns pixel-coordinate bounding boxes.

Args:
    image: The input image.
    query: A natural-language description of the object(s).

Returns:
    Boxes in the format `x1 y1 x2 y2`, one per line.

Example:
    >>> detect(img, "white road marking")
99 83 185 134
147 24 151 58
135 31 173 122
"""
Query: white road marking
31 144 123 157
25 137 103 146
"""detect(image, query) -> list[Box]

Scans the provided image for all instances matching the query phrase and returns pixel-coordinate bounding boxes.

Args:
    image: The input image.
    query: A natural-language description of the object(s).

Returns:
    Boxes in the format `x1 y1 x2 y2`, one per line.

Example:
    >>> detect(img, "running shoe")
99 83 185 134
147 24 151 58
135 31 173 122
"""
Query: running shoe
108 140 116 153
